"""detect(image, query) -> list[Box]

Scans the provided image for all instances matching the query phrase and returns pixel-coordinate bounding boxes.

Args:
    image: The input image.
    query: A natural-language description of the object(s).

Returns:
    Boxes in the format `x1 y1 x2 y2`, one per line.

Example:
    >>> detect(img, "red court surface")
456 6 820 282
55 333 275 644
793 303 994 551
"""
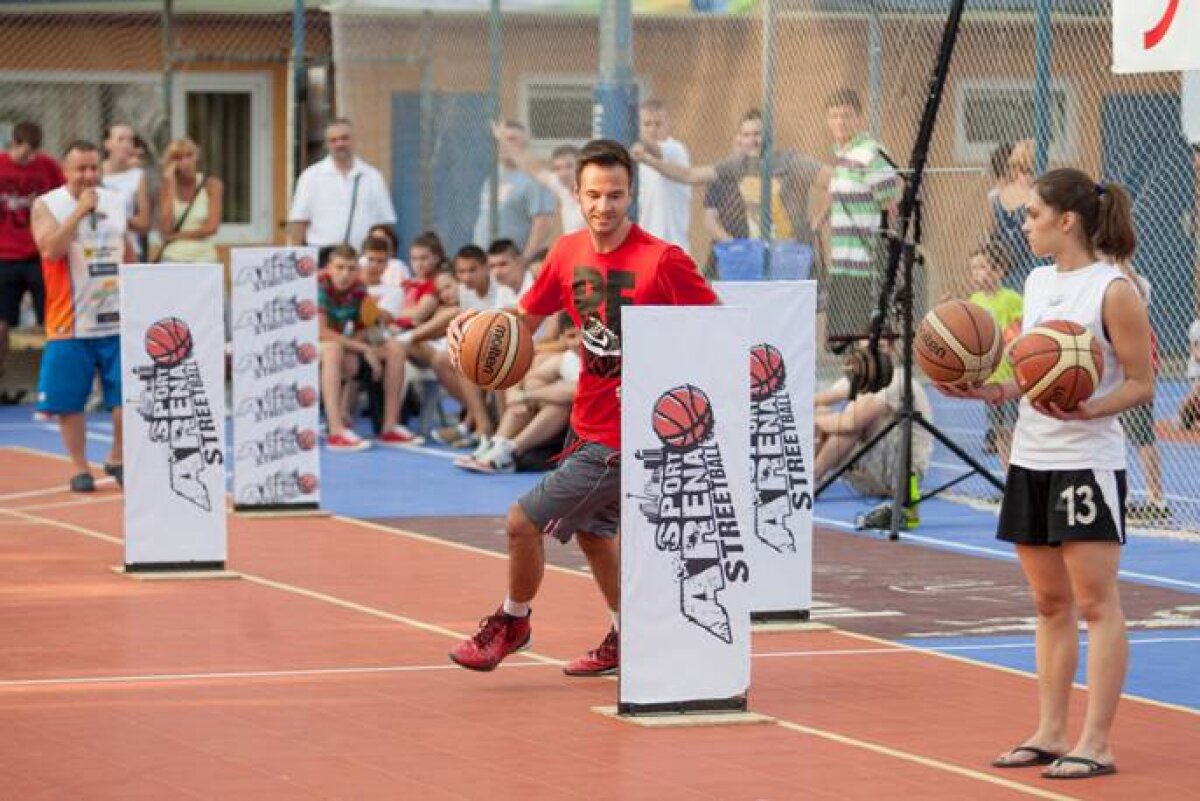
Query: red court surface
1 447 1197 799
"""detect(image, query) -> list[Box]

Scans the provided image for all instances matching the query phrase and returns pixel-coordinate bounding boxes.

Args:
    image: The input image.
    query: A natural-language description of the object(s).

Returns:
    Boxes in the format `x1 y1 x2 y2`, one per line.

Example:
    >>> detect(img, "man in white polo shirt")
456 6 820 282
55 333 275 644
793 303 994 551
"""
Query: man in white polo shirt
288 119 397 262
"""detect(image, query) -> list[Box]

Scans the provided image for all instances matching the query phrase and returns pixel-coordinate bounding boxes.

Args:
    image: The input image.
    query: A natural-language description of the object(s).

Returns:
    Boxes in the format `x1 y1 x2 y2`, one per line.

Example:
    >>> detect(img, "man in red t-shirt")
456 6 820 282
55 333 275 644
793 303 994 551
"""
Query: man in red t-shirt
1 122 64 396
446 139 717 676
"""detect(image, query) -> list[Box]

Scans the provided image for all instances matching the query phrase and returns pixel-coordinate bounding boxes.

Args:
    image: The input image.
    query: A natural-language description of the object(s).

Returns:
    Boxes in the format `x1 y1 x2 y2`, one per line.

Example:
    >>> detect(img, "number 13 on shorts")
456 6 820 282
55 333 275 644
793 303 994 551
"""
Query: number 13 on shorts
1051 469 1126 543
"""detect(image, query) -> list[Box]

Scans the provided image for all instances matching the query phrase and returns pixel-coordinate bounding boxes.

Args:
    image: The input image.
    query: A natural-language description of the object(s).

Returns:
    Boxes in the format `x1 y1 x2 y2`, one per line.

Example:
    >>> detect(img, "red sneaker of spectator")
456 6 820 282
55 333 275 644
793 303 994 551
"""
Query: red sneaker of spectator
326 430 371 451
563 627 619 676
448 608 532 672
377 425 421 447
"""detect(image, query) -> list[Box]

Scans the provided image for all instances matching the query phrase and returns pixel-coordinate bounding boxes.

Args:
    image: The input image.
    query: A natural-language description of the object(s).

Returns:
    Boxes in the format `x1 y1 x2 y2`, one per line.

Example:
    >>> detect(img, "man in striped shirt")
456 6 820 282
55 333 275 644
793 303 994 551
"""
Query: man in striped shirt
822 88 899 343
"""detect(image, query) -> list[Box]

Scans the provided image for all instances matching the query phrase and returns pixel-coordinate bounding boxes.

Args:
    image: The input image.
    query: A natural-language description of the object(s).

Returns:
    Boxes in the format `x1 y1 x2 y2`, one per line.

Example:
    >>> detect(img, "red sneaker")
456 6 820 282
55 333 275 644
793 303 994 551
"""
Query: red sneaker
448 608 531 672
563 627 619 676
377 425 422 447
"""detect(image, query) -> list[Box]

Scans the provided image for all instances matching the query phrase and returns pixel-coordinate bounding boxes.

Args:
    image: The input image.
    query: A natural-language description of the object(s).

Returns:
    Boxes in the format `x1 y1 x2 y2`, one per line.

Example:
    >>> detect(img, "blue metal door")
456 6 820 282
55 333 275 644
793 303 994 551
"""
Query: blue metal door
1101 93 1196 356
391 91 491 257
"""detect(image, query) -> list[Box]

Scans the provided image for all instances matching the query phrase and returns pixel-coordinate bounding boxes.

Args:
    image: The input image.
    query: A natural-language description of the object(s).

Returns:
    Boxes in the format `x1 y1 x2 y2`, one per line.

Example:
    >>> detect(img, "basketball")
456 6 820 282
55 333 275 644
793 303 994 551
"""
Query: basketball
296 255 317 277
296 428 317 450
915 300 1003 385
457 310 535 391
296 341 318 364
653 384 715 451
295 299 316 321
750 343 786 401
144 317 193 367
295 385 317 407
297 473 319 494
1008 320 1104 411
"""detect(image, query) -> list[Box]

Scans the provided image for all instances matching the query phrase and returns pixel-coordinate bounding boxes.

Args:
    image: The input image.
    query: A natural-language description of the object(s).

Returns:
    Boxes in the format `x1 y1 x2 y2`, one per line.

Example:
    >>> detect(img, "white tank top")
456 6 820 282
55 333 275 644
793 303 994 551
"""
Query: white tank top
101 166 144 219
1009 261 1127 470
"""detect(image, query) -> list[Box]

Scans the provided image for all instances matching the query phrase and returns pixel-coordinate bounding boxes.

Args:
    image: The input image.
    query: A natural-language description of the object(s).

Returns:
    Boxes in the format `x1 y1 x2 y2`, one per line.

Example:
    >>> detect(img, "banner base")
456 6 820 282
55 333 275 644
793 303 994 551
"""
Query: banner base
753 620 834 633
233 503 327 519
751 608 810 623
615 695 747 717
594 704 773 728
113 563 239 581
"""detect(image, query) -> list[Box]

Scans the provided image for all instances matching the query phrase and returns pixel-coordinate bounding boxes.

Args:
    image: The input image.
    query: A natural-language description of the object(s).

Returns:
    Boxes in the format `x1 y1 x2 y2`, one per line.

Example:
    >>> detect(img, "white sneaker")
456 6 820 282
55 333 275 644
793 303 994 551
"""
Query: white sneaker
460 440 517 474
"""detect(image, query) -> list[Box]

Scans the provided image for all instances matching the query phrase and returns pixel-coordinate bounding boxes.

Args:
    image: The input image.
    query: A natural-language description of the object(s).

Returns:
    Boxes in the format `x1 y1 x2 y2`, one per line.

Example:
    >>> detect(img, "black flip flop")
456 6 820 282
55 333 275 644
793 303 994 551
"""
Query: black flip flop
69 473 95 493
104 462 124 489
991 746 1062 769
1042 756 1118 779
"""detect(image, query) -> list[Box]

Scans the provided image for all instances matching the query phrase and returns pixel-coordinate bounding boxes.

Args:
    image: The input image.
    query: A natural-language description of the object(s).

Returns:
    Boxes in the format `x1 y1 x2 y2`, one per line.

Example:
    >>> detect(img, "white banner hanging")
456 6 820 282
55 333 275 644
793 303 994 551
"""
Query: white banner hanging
714 282 816 619
230 248 322 511
120 263 227 569
620 305 752 713
1113 1 1200 74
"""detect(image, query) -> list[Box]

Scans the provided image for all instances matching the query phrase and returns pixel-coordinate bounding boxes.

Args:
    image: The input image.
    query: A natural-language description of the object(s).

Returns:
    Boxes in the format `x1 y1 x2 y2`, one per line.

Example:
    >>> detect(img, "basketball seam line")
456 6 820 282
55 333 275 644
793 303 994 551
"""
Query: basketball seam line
925 312 999 381
1022 328 1101 402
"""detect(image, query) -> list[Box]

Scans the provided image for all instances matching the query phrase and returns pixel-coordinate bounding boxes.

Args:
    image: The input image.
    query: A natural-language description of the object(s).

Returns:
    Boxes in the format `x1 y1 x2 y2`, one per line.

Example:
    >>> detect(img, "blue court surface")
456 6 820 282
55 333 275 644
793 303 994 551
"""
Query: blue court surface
4 404 1197 711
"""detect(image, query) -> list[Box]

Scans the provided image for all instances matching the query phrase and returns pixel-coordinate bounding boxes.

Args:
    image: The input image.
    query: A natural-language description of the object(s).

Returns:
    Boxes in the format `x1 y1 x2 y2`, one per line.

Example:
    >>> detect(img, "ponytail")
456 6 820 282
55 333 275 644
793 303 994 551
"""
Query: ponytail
1094 182 1136 262
1033 168 1137 262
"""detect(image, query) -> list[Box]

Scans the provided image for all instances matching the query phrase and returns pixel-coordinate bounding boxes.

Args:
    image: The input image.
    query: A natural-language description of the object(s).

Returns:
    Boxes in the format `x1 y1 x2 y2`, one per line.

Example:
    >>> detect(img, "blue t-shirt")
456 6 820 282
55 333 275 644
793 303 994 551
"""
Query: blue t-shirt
473 167 556 250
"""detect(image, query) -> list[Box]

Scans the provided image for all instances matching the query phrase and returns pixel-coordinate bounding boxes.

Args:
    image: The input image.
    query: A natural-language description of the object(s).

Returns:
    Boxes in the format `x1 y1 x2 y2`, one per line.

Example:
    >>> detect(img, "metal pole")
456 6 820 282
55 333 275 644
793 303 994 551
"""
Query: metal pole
292 0 306 182
597 0 638 217
1034 0 1052 174
488 0 501 243
419 11 434 235
759 0 777 277
162 0 174 136
867 3 883 138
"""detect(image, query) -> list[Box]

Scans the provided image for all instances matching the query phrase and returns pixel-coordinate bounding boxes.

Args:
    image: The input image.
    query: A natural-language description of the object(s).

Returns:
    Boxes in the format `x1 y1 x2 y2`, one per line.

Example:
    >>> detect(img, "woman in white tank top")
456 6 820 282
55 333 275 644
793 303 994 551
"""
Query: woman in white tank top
936 169 1154 779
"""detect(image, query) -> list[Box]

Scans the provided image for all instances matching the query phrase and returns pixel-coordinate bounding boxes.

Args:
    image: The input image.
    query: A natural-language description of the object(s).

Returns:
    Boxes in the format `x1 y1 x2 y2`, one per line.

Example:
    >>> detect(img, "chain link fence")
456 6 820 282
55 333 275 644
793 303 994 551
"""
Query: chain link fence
2 1 1197 531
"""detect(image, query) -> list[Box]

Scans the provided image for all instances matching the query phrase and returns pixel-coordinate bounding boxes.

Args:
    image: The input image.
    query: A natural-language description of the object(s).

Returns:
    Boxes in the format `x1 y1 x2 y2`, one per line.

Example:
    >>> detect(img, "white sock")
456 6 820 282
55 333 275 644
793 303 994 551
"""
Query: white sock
609 610 619 632
503 598 530 618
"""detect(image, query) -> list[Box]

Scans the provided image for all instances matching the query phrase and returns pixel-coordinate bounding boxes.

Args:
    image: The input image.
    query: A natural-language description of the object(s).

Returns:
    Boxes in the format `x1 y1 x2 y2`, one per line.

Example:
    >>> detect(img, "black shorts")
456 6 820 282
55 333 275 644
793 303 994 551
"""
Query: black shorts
998 465 1126 547
1119 404 1156 447
0 258 44 326
518 436 620 543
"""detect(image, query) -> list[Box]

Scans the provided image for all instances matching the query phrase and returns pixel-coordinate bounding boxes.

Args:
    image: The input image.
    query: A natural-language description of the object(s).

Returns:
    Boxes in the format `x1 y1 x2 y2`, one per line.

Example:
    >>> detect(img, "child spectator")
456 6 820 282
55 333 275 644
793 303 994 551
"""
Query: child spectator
430 245 511 451
387 230 444 330
360 223 411 286
458 318 580 474
318 245 383 451
967 239 1023 468
1112 258 1170 521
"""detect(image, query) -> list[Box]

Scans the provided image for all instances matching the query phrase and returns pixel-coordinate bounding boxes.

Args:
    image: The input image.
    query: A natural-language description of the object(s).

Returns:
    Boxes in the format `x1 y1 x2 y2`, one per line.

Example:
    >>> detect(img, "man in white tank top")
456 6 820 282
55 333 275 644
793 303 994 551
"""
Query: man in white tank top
31 140 131 493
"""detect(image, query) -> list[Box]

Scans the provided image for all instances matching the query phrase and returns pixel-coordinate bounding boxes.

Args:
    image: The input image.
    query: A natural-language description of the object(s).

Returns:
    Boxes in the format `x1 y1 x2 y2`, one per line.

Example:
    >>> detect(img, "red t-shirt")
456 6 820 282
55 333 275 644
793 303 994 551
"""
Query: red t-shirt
519 224 717 450
395 277 436 329
0 152 65 261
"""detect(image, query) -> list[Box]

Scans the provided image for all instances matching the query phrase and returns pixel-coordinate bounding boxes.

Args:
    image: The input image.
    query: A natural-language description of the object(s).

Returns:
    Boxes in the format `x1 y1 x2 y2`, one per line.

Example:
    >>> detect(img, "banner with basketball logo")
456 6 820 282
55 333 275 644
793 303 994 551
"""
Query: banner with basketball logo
230 248 321 511
1113 1 1200 73
715 281 816 618
120 263 227 568
621 305 752 712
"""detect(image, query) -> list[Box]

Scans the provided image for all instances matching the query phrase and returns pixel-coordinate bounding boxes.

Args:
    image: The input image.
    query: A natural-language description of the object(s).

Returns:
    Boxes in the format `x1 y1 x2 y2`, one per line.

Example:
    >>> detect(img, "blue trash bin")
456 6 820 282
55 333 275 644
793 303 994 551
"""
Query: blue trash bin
714 239 813 281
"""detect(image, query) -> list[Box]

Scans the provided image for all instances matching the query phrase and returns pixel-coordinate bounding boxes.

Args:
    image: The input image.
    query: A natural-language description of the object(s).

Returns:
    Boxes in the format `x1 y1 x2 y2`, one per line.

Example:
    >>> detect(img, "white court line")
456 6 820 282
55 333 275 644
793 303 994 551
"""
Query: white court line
0 478 113 503
8 637 1198 690
814 514 1200 593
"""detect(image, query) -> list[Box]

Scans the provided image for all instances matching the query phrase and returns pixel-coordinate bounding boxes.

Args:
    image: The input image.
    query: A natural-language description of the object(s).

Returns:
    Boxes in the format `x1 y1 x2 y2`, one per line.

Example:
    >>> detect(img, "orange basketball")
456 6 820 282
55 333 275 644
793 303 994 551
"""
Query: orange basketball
457 310 535 391
915 300 1003 385
1008 320 1104 411
653 384 714 451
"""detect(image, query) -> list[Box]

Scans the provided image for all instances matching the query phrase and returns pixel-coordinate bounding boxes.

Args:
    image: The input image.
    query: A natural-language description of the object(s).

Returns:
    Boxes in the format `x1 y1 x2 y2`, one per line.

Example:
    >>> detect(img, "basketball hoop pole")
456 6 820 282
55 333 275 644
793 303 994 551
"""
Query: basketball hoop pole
815 0 1004 541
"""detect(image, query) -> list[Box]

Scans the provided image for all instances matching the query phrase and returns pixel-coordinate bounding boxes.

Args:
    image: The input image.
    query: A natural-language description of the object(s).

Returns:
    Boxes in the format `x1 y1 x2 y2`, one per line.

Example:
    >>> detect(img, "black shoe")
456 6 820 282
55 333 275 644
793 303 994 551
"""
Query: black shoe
69 473 95 493
104 462 124 489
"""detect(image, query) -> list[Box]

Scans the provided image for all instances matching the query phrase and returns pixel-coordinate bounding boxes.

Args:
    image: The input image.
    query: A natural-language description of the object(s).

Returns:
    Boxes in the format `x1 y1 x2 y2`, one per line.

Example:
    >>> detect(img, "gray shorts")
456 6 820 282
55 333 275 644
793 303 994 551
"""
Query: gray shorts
518 437 621 543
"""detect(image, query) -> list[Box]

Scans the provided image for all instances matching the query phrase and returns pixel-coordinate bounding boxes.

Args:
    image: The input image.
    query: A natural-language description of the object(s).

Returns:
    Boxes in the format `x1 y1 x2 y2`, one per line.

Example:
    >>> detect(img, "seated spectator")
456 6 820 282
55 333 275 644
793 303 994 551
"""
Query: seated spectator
487 238 532 301
157 137 223 264
361 222 411 285
1180 318 1200 431
317 245 389 451
813 347 932 498
430 245 512 451
389 230 444 330
966 239 1022 469
457 319 580 474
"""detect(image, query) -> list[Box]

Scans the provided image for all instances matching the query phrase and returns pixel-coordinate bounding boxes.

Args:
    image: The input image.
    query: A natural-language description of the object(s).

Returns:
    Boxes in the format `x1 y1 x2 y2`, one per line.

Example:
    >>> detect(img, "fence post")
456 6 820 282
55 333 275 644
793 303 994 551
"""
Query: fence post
162 0 174 137
596 0 639 220
1034 0 1052 174
292 0 305 183
488 0 501 243
759 0 777 277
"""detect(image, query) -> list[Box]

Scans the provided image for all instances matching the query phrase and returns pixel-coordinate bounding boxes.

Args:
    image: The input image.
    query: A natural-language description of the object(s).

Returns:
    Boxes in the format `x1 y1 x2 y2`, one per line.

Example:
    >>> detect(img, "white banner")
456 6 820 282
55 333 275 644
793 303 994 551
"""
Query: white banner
230 248 321 511
120 263 227 568
620 306 752 711
715 281 815 618
1113 1 1200 74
